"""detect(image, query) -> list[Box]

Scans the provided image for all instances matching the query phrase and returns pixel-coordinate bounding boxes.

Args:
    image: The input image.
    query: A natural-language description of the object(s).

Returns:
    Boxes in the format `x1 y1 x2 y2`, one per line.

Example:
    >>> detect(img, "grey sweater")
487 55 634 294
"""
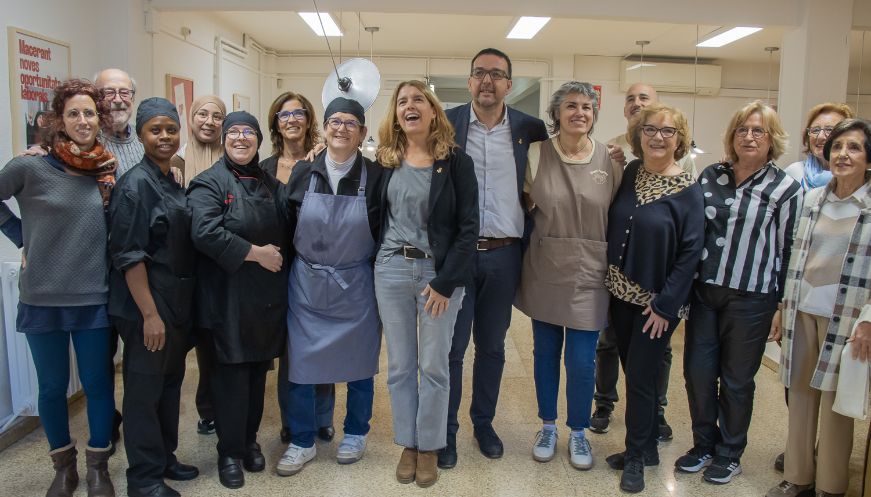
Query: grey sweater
0 155 109 306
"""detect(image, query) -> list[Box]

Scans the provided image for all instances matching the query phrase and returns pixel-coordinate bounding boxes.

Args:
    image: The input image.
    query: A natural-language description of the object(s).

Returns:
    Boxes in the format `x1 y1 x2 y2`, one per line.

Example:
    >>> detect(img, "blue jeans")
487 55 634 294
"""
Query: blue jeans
277 351 335 429
287 378 373 448
374 254 464 451
26 328 114 450
532 319 599 430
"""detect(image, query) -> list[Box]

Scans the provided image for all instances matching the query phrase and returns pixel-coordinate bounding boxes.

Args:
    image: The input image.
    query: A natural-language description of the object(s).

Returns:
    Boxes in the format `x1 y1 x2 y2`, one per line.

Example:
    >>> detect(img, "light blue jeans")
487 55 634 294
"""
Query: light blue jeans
374 254 464 451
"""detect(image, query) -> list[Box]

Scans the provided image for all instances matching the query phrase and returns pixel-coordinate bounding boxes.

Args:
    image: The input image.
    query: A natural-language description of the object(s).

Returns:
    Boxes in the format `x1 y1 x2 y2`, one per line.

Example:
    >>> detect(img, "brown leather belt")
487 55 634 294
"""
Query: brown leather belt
400 246 432 259
476 237 519 251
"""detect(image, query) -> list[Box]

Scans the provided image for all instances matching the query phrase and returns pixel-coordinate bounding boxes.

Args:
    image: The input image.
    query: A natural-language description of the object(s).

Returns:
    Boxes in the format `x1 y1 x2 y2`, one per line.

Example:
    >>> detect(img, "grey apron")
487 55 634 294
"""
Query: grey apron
287 164 380 384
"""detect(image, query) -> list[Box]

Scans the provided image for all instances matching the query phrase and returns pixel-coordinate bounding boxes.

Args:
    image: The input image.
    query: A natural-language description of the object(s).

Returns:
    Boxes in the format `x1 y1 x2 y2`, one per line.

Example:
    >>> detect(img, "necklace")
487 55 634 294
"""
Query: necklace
556 135 591 159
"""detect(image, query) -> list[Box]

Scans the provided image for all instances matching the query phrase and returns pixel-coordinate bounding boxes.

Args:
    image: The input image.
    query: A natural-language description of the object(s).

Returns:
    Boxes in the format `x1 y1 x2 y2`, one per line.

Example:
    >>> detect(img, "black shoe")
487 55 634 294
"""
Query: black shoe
163 461 199 481
437 434 457 469
128 482 181 497
605 450 660 470
702 455 742 484
243 442 265 472
109 409 122 456
589 407 612 434
217 456 244 489
620 457 645 493
317 426 335 442
774 452 784 473
657 414 673 441
280 427 291 444
197 419 215 435
675 445 714 473
473 424 504 459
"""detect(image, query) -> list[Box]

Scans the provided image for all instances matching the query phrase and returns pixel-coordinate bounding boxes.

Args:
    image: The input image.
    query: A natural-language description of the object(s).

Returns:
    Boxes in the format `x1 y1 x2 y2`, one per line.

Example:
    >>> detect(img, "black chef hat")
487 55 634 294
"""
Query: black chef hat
135 97 180 135
222 111 263 145
324 97 365 126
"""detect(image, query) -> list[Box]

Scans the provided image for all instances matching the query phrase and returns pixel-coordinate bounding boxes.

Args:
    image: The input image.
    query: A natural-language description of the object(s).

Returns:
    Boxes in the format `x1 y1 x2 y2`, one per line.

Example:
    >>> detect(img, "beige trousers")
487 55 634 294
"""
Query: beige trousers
784 311 854 493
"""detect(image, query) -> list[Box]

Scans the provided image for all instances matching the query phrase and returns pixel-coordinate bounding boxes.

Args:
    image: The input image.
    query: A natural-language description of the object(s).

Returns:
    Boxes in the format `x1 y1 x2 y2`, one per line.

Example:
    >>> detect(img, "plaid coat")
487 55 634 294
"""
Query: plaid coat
780 183 871 391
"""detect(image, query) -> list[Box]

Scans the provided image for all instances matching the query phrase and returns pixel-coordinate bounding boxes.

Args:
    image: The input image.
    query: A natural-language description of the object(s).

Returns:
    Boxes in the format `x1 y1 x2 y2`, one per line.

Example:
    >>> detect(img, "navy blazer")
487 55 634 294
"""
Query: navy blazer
445 102 548 206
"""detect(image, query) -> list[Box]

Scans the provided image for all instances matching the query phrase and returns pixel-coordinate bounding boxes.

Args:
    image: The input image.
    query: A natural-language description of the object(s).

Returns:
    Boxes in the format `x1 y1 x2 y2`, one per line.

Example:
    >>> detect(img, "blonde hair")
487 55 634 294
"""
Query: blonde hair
626 103 691 162
801 102 854 153
723 101 788 163
376 80 455 168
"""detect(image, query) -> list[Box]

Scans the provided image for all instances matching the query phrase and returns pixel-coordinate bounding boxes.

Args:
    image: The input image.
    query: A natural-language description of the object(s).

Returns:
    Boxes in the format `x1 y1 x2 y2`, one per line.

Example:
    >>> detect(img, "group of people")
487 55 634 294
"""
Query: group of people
3 45 870 497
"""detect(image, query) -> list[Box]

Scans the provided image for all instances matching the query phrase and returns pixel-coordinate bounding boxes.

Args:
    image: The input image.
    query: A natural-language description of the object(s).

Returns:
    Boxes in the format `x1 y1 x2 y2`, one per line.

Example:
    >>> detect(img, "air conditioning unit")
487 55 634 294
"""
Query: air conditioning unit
619 60 721 95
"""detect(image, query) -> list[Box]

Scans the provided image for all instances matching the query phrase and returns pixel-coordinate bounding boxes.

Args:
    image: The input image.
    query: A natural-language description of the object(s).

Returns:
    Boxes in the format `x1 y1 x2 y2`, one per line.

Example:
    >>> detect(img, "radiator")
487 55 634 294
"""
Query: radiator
2 262 82 421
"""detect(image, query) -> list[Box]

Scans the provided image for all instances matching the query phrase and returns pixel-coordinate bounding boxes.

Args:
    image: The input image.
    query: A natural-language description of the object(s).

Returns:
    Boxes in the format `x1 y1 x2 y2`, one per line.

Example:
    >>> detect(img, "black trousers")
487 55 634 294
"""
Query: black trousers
594 324 672 415
212 360 271 459
684 283 777 459
122 367 184 488
194 337 216 421
610 298 678 459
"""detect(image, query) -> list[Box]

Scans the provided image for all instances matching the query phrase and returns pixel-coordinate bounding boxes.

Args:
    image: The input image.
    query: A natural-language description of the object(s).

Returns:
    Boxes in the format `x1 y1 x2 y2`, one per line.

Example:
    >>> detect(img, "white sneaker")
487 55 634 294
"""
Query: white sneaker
276 443 316 476
337 434 367 464
532 429 557 462
568 432 593 470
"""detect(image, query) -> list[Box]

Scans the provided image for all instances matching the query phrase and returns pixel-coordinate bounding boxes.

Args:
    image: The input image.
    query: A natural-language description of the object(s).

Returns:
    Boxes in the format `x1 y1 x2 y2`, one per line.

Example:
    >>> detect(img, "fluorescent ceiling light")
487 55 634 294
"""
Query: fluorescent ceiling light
506 17 550 39
298 12 343 37
697 27 761 48
626 62 657 71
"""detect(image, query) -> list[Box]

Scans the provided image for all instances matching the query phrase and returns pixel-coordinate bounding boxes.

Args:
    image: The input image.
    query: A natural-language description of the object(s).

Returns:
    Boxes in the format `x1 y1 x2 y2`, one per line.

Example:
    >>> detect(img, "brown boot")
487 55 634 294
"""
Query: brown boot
47 442 78 497
396 448 417 484
85 445 115 497
415 450 439 488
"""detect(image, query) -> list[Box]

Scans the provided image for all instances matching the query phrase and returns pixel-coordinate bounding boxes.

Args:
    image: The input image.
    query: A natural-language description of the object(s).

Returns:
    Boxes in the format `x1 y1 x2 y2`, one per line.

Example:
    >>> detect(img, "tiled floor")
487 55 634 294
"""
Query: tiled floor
2 310 867 496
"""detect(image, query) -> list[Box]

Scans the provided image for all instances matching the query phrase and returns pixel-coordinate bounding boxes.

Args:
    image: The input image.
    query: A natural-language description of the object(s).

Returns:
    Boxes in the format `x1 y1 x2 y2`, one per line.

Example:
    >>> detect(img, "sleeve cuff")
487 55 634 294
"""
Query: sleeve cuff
857 304 871 326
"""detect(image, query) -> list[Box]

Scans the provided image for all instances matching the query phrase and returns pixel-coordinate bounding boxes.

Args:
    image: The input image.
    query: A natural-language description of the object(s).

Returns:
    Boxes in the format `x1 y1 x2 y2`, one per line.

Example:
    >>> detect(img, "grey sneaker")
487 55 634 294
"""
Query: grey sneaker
765 480 814 497
532 429 557 462
337 434 367 464
276 443 316 476
568 433 593 470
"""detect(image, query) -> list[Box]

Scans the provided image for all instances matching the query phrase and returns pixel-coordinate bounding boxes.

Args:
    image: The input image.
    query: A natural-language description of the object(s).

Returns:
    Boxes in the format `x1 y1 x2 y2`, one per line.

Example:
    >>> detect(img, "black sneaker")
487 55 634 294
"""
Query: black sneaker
620 456 645 493
703 455 742 484
674 446 713 473
657 414 673 441
605 450 660 470
589 407 612 434
774 452 784 473
197 419 215 435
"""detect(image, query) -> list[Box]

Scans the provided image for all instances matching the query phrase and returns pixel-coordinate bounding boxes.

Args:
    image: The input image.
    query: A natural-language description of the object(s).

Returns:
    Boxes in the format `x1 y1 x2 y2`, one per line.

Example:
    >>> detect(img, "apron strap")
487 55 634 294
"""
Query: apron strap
357 161 367 197
307 173 320 193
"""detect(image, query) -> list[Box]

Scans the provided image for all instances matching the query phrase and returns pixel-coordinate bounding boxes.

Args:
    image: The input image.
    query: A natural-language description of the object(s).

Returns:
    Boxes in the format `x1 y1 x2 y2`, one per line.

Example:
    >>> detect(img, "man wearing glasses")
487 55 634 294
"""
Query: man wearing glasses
94 68 143 177
440 48 548 469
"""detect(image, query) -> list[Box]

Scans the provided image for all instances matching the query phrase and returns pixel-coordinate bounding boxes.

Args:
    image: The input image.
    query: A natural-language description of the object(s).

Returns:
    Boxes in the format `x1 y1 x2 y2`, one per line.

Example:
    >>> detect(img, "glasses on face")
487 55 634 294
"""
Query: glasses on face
641 125 679 139
277 109 308 122
64 109 98 121
225 128 257 140
470 68 510 81
807 126 834 137
101 88 135 100
736 127 768 139
326 118 361 131
195 110 225 123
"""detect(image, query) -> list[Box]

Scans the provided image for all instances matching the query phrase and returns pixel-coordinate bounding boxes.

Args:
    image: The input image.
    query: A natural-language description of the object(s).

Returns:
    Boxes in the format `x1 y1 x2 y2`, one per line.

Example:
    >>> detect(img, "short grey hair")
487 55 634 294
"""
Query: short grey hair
92 69 137 92
547 81 599 135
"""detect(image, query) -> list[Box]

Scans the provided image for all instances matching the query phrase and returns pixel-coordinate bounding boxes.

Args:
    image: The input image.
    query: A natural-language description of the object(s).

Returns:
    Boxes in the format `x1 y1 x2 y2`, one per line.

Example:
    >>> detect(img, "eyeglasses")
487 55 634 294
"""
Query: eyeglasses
736 127 768 139
225 128 257 140
807 126 835 136
470 68 510 81
195 110 225 123
276 109 308 122
64 109 98 121
101 88 135 100
641 125 679 139
326 118 361 131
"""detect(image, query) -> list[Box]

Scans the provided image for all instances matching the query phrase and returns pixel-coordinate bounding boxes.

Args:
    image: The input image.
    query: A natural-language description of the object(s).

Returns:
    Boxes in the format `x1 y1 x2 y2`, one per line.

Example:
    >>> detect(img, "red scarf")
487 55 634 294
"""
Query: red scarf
51 139 117 208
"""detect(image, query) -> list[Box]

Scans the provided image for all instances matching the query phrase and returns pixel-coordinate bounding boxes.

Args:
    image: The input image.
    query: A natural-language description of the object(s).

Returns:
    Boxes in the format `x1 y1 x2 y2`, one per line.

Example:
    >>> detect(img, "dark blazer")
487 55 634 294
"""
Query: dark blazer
378 149 479 297
259 154 280 179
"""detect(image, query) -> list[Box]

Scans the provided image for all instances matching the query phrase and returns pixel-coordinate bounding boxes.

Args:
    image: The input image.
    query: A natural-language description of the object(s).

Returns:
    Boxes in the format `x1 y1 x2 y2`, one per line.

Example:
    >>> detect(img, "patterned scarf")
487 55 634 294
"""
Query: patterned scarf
51 139 118 208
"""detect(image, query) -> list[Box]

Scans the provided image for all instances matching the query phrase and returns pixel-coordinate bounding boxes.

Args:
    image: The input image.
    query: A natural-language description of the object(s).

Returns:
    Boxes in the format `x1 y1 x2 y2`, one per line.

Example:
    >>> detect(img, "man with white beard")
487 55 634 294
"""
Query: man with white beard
94 68 144 176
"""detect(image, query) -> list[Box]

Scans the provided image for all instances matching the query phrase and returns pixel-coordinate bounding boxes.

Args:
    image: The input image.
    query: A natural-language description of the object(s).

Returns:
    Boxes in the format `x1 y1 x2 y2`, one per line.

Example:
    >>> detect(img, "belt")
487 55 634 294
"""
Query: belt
476 237 519 251
399 246 432 260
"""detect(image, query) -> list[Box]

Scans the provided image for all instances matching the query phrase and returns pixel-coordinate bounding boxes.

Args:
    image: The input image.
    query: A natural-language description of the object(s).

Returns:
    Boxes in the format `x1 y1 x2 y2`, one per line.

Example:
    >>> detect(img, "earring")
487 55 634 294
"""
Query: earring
393 122 402 132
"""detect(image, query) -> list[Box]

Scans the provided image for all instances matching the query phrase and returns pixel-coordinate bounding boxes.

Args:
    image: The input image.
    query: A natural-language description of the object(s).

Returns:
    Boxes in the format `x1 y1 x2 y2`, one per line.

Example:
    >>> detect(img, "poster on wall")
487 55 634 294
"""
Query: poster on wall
7 27 71 155
165 74 193 142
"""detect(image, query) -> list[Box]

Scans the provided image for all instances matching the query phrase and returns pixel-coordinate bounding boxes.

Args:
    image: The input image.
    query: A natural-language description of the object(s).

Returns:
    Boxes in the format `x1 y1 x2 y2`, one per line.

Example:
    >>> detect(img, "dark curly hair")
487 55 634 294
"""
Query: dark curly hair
266 91 320 156
43 78 110 146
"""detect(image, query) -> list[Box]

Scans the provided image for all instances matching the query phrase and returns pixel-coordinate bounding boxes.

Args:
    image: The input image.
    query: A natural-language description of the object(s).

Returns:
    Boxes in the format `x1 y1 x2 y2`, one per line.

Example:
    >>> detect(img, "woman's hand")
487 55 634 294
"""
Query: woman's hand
421 284 450 318
641 305 669 339
247 244 283 272
305 143 327 162
848 321 871 362
607 144 627 167
769 309 783 344
143 314 166 352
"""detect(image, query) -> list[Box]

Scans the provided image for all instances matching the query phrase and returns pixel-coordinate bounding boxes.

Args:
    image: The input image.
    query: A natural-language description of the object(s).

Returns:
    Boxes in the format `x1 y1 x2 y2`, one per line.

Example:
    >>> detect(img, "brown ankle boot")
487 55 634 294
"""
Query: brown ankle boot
47 442 78 497
85 446 115 497
415 450 439 488
395 448 417 484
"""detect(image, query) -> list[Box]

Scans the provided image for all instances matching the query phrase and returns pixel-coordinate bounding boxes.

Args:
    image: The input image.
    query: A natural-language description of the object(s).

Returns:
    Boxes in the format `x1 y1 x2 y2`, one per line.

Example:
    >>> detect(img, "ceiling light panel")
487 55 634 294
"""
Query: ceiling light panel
506 17 551 39
696 27 762 48
298 12 343 37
